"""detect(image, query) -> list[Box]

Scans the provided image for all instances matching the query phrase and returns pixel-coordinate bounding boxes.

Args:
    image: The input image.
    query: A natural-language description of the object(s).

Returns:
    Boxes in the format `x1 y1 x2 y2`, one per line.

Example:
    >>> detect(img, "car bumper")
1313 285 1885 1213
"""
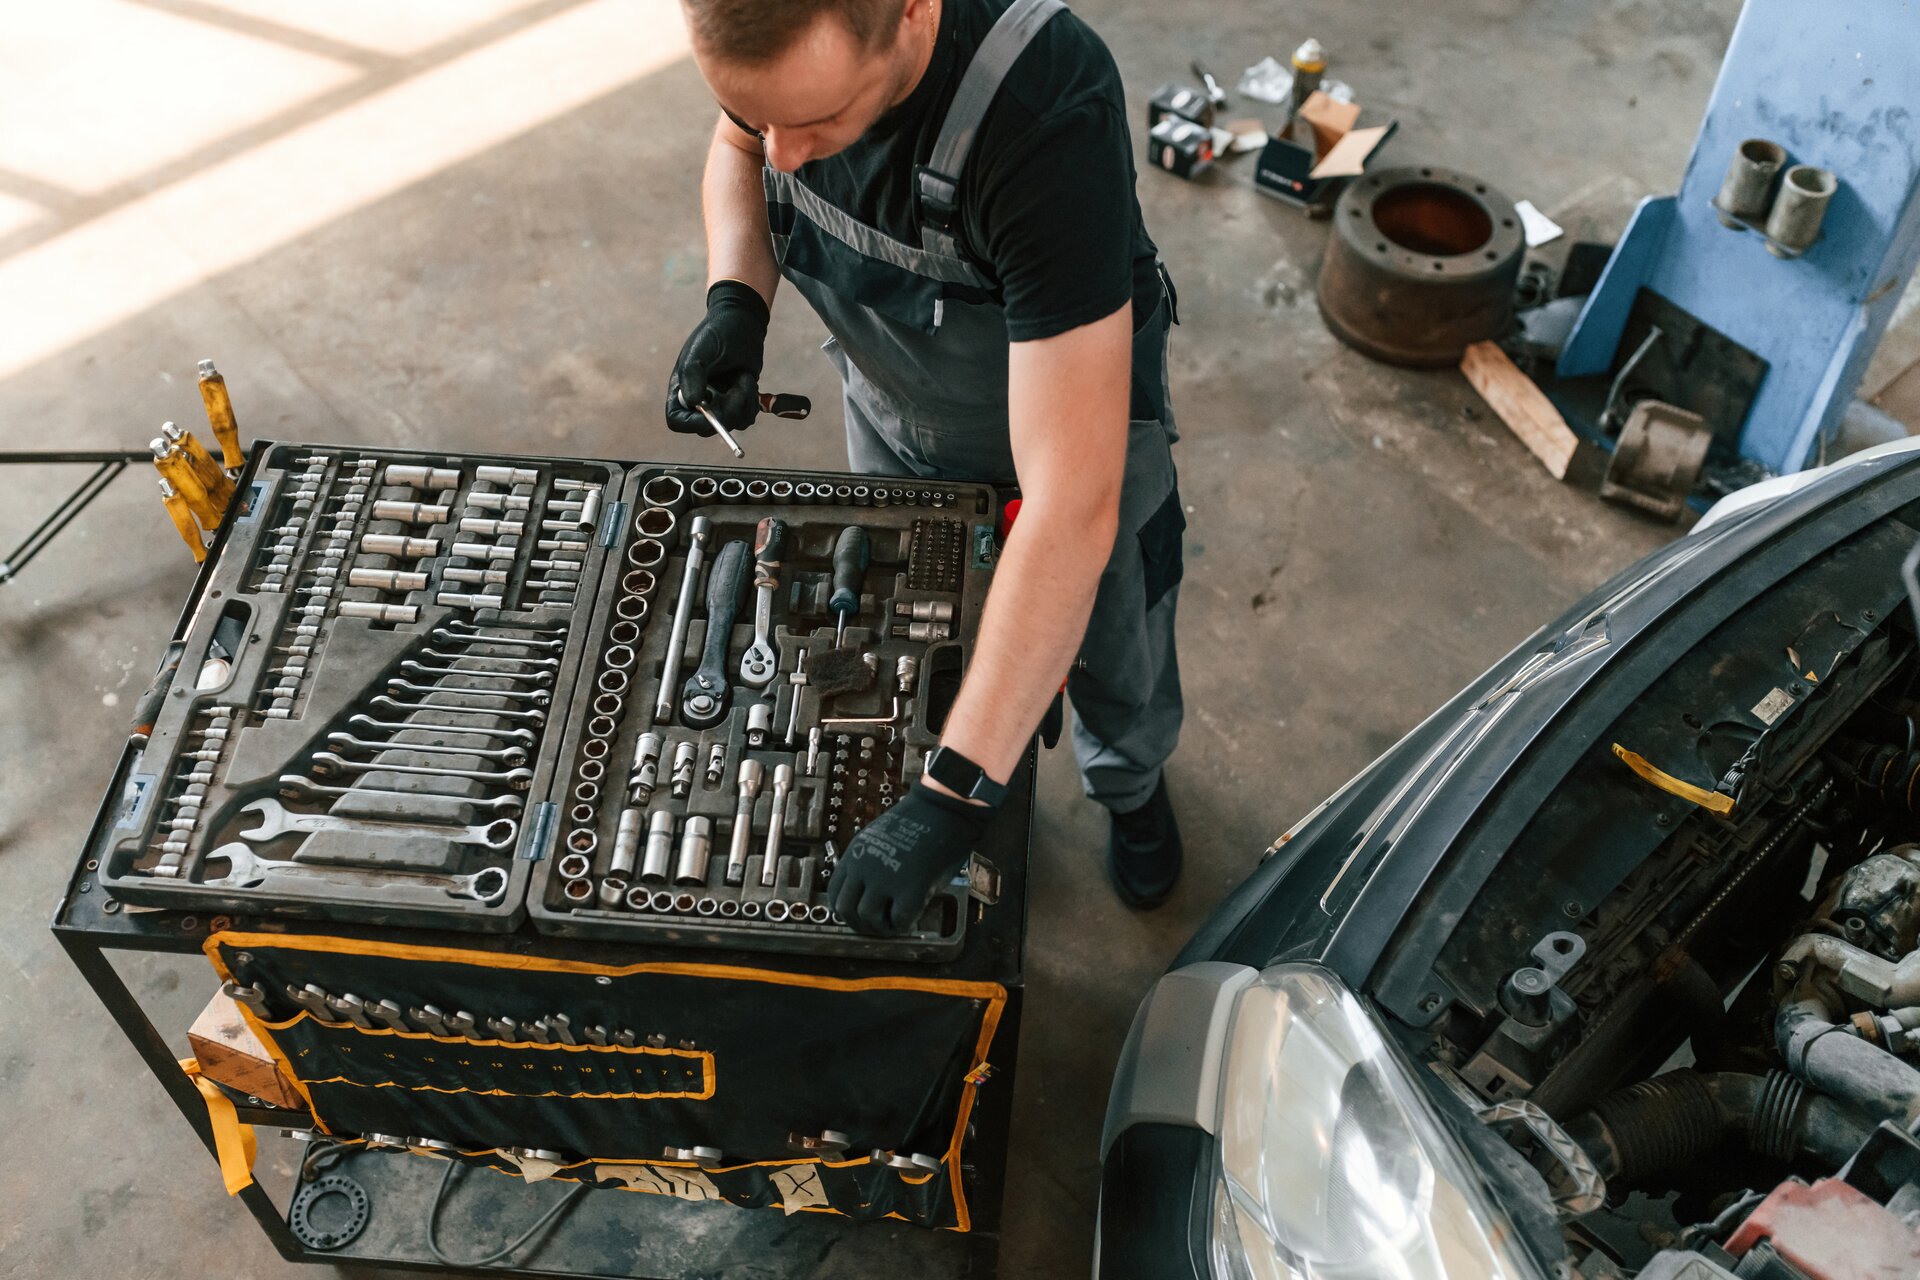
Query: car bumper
1096 961 1256 1279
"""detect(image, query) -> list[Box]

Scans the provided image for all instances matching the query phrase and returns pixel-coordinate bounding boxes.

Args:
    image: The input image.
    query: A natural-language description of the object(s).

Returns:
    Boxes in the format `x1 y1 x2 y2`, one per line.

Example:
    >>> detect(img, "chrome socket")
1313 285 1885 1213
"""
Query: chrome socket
674 815 713 884
641 810 676 882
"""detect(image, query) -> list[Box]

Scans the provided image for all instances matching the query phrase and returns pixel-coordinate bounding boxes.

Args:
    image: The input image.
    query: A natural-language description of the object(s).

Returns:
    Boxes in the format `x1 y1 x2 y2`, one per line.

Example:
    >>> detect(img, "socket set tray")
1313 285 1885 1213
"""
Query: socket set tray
529 465 999 962
93 444 1004 959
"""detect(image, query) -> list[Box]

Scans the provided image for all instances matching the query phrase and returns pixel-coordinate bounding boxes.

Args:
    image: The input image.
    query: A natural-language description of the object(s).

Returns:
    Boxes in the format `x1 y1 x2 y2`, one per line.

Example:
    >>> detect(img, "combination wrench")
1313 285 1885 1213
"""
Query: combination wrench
278 774 525 813
368 694 545 725
739 516 787 687
414 649 559 672
310 750 534 790
437 623 565 651
198 842 511 902
237 797 519 849
325 731 529 767
386 678 550 707
399 660 554 688
346 714 535 744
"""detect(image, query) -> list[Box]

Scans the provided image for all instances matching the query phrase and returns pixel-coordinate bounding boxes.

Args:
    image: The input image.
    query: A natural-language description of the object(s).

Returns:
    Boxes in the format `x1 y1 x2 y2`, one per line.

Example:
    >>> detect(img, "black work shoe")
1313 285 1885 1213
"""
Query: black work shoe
1108 777 1183 909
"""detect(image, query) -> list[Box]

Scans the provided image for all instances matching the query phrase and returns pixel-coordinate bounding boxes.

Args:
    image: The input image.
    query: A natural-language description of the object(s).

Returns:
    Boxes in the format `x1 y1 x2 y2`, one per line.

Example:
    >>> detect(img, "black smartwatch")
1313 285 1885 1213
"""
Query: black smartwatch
923 745 1008 808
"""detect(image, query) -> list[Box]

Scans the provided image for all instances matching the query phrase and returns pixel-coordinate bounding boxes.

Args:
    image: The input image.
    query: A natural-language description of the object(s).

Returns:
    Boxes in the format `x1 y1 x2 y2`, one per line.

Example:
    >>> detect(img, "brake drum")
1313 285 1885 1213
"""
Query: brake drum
1317 166 1526 368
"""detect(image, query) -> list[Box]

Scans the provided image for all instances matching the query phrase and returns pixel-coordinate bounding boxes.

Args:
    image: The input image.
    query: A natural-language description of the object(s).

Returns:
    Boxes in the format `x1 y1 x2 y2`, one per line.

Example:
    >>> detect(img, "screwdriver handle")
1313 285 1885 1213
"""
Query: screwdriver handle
829 525 870 616
753 516 788 569
159 481 207 563
197 359 246 471
757 393 812 420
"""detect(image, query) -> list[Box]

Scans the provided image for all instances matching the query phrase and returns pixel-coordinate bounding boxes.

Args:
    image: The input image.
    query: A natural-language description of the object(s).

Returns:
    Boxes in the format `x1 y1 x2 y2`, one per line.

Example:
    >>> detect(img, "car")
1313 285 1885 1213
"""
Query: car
1097 437 1920 1279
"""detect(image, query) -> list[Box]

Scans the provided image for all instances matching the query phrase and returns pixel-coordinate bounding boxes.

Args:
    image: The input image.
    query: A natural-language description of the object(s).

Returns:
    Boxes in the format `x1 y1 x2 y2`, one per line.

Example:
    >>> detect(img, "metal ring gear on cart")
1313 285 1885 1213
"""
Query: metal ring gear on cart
289 1173 371 1251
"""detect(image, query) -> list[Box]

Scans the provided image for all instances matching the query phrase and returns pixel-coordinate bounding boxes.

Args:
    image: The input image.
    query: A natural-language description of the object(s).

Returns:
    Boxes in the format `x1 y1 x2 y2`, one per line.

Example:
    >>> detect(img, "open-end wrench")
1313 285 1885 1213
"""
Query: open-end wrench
221 981 271 1016
310 751 534 791
347 714 535 744
238 797 519 849
682 539 750 728
287 983 345 1024
368 694 545 725
326 731 529 767
369 999 412 1032
400 660 554 688
278 774 525 814
739 517 786 687
655 516 712 724
387 678 550 707
199 841 511 902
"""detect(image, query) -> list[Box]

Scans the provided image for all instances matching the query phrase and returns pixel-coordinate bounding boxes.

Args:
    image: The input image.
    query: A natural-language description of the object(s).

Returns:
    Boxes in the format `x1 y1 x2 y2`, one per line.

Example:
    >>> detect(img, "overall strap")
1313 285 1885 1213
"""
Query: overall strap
915 0 1067 258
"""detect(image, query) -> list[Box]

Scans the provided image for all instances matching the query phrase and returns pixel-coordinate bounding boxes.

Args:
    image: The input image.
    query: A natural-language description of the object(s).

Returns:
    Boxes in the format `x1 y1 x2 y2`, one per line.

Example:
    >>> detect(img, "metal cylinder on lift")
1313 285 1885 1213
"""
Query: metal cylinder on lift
1766 164 1837 257
1716 137 1786 225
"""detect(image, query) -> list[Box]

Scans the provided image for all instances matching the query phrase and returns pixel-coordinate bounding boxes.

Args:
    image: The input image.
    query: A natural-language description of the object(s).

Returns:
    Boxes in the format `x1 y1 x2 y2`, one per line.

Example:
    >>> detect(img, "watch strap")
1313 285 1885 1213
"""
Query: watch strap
924 745 1008 808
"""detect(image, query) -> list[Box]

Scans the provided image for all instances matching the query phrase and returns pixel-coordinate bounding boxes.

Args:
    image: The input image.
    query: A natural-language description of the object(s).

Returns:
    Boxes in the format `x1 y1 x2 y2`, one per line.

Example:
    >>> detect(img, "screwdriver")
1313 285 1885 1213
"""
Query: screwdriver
159 479 206 563
196 359 246 473
830 525 870 647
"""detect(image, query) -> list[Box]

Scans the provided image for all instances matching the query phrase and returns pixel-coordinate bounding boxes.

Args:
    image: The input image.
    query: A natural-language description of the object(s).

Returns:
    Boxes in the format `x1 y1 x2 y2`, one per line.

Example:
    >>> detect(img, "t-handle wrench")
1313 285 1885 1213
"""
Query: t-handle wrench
682 539 749 728
655 516 712 724
686 392 811 459
740 517 787 687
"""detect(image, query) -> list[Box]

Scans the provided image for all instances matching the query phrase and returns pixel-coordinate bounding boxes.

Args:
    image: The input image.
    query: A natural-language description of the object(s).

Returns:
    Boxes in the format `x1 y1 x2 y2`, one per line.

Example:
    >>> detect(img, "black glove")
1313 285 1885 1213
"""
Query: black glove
830 782 991 936
665 280 769 435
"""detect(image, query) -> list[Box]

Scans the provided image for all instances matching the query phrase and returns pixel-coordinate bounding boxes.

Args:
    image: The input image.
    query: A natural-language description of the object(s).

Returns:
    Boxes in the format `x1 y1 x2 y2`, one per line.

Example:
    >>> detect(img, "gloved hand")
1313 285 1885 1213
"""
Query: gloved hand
829 782 992 936
665 280 770 435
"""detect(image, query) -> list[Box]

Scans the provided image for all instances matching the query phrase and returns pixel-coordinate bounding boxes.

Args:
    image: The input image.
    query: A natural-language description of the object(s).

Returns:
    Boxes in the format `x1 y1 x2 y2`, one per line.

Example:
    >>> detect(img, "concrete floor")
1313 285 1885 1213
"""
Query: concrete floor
0 0 1740 1274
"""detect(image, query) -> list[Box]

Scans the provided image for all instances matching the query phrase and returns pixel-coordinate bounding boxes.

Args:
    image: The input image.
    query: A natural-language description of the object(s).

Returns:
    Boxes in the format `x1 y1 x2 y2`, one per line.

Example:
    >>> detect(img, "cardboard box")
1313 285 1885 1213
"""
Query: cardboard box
1254 91 1396 207
189 987 304 1111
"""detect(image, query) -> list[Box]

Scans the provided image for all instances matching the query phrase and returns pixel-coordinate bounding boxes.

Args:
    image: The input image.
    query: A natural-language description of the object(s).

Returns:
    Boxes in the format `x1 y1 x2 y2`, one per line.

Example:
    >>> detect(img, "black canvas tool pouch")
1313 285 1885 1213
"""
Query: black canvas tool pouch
205 931 1006 1230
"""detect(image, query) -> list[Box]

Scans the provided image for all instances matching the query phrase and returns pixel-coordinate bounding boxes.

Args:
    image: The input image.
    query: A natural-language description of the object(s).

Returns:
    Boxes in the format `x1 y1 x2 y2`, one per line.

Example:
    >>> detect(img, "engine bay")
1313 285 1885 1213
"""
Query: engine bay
1407 511 1920 1278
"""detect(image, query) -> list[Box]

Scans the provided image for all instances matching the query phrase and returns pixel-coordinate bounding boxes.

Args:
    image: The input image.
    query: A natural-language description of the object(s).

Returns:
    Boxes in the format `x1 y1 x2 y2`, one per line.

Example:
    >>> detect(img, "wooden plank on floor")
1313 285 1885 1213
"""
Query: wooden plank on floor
1460 340 1578 480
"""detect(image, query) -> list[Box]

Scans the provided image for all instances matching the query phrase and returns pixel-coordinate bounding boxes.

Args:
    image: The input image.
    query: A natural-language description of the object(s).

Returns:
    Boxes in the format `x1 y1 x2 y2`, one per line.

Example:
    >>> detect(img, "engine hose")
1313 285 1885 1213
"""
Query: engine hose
1566 1068 1873 1181
1829 737 1920 814
1776 997 1920 1128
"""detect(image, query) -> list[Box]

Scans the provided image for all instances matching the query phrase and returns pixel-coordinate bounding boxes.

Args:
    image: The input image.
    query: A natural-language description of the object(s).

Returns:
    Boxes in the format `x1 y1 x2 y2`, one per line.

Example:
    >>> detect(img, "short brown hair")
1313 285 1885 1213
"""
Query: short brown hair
684 0 907 63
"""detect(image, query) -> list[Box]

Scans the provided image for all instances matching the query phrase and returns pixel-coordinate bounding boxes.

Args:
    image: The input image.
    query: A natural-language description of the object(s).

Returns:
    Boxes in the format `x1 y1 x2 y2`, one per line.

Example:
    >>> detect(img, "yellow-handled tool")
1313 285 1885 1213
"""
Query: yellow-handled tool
196 359 245 473
158 479 207 563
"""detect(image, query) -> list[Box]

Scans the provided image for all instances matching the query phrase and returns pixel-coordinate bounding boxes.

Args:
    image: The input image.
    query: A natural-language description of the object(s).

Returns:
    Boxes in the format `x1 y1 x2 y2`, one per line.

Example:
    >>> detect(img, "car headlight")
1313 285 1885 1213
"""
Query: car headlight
1208 965 1544 1280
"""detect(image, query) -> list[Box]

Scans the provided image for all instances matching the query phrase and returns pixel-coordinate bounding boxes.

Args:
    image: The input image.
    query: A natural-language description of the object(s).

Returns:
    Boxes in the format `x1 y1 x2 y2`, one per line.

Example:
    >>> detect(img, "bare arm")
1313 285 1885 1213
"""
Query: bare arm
929 303 1132 793
702 113 780 305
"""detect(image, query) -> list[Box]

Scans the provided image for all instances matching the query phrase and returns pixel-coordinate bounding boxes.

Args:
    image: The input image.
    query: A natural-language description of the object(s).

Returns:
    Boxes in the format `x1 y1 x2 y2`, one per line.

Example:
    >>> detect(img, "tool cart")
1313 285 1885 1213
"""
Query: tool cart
52 439 1031 1277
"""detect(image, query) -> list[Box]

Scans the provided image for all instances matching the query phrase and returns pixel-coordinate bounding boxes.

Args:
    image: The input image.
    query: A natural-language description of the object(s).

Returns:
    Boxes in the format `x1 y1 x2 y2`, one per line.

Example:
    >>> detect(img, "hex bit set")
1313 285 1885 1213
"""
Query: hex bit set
92 446 1001 955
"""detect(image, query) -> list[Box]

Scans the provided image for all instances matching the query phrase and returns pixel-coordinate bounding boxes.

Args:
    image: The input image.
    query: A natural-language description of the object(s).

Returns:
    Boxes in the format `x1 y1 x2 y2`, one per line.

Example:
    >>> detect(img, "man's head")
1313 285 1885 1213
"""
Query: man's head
683 0 936 172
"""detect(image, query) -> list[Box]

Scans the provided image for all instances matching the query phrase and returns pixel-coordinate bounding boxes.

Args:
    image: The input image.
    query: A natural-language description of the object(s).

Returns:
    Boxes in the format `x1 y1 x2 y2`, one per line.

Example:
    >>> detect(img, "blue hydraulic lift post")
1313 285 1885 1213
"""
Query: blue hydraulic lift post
1557 0 1920 475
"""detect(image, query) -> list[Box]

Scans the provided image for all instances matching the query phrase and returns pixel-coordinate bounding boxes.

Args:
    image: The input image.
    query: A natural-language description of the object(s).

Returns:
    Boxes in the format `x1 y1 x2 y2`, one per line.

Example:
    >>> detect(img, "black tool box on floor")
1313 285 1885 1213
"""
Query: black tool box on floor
72 440 1030 1267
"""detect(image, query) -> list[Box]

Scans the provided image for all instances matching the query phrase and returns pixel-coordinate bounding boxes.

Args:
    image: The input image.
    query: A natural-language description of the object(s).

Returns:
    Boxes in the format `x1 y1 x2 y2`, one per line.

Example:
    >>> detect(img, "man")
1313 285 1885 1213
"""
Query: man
666 0 1184 935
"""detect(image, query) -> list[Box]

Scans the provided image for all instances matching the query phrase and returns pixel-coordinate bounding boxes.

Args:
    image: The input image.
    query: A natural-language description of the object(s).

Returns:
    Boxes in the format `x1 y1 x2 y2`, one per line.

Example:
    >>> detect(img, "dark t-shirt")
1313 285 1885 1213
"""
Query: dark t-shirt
785 0 1160 343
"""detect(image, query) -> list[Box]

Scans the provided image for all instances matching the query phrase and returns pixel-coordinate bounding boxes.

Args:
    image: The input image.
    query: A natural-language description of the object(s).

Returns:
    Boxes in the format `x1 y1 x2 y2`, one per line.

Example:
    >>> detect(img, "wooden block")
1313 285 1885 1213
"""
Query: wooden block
189 988 303 1110
1460 341 1579 481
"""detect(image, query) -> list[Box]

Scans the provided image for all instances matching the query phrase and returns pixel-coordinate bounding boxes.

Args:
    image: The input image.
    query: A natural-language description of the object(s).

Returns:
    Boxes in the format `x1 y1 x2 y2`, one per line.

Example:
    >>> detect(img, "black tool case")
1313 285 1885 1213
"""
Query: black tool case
90 442 1008 955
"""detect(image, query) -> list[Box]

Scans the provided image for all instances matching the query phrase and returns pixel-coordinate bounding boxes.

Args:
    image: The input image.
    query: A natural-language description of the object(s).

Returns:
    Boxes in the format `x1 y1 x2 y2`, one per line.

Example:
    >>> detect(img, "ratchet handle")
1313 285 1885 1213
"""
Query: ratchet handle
682 539 750 724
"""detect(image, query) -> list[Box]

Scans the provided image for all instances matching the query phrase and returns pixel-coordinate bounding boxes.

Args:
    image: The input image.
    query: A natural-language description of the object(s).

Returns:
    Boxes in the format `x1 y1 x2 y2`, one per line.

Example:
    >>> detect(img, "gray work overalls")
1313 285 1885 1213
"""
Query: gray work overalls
763 0 1183 813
